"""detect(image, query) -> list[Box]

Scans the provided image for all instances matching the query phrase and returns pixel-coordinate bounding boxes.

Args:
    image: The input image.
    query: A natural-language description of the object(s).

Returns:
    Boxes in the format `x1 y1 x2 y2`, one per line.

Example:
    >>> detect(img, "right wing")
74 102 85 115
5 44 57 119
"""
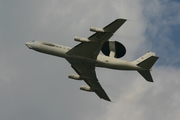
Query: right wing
66 59 111 101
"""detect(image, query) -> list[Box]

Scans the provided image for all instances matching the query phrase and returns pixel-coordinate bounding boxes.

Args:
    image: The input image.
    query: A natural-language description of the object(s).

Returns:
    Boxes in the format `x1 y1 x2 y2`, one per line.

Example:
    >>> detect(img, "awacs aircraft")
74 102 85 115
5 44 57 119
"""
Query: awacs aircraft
25 19 159 102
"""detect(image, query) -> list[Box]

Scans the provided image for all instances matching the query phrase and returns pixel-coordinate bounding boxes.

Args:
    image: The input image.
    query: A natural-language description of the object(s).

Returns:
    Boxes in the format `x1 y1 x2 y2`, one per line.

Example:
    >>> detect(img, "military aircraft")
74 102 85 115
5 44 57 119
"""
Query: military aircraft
25 19 159 101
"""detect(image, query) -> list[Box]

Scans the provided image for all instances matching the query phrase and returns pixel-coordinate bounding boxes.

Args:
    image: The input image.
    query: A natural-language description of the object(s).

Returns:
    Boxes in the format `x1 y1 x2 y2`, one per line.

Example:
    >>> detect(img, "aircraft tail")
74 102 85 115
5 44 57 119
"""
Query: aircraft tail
132 52 159 82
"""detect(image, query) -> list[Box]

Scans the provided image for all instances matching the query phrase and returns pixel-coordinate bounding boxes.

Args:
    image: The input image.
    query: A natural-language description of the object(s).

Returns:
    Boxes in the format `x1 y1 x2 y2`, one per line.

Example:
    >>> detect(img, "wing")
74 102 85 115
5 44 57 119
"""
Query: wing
66 19 126 59
66 19 127 101
66 59 111 101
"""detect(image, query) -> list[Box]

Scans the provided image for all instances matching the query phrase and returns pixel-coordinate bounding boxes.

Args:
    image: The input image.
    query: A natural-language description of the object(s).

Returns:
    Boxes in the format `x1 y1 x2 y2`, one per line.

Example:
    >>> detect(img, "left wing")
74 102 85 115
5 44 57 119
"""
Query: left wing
66 59 111 101
66 19 126 59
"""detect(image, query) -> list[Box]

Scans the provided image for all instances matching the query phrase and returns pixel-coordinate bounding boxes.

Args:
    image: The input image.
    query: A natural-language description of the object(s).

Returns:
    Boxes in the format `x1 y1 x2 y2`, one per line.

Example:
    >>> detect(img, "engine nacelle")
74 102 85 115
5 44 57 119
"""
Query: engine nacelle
80 86 94 92
101 41 126 58
90 27 106 33
68 74 82 80
74 36 90 42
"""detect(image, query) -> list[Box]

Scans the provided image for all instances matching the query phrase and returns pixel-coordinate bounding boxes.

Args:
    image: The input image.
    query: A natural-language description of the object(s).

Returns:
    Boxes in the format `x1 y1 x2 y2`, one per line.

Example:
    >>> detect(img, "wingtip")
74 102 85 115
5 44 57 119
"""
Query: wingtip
147 79 154 82
117 18 134 22
103 98 111 102
116 18 127 22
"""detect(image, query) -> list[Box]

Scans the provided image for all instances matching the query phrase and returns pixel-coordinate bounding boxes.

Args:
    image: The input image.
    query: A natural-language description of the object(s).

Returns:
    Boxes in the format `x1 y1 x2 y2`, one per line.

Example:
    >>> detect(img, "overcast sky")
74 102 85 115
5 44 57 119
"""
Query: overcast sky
0 0 180 120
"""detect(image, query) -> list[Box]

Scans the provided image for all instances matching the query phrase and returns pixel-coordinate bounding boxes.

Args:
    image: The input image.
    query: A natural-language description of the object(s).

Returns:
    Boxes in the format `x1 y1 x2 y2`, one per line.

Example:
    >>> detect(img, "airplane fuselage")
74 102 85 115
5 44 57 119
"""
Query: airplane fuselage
26 41 143 71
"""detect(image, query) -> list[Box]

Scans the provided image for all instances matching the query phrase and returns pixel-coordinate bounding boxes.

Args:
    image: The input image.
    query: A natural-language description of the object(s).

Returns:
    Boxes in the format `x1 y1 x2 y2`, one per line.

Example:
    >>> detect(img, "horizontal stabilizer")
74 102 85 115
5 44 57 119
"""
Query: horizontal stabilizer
138 70 153 82
133 52 159 70
138 56 159 70
133 52 159 82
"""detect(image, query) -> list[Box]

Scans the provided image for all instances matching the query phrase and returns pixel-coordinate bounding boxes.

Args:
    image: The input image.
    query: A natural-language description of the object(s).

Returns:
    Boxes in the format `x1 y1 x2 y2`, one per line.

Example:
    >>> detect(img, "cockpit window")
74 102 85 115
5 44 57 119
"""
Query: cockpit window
42 42 56 47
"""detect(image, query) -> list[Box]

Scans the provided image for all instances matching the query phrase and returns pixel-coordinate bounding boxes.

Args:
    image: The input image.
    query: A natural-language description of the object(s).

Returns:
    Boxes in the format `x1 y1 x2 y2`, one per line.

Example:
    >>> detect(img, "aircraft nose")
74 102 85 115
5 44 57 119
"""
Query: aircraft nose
25 42 33 49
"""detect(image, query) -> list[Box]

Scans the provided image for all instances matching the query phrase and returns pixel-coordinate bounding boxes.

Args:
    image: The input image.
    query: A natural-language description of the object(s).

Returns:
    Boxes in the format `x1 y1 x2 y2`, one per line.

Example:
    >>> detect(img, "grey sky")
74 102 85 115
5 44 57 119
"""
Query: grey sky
0 0 180 120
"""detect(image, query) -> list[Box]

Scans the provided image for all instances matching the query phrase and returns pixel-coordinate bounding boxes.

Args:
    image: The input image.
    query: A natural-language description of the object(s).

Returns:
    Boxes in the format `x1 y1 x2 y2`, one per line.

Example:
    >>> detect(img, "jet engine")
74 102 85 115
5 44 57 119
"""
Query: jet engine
68 74 82 80
90 27 106 32
80 86 94 92
101 41 126 58
74 36 90 42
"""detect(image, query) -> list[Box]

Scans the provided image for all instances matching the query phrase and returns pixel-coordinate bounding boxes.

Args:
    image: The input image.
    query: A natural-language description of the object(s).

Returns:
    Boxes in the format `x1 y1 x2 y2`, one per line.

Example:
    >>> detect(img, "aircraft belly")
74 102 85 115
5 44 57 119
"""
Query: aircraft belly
67 55 95 66
95 57 140 70
36 44 67 58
